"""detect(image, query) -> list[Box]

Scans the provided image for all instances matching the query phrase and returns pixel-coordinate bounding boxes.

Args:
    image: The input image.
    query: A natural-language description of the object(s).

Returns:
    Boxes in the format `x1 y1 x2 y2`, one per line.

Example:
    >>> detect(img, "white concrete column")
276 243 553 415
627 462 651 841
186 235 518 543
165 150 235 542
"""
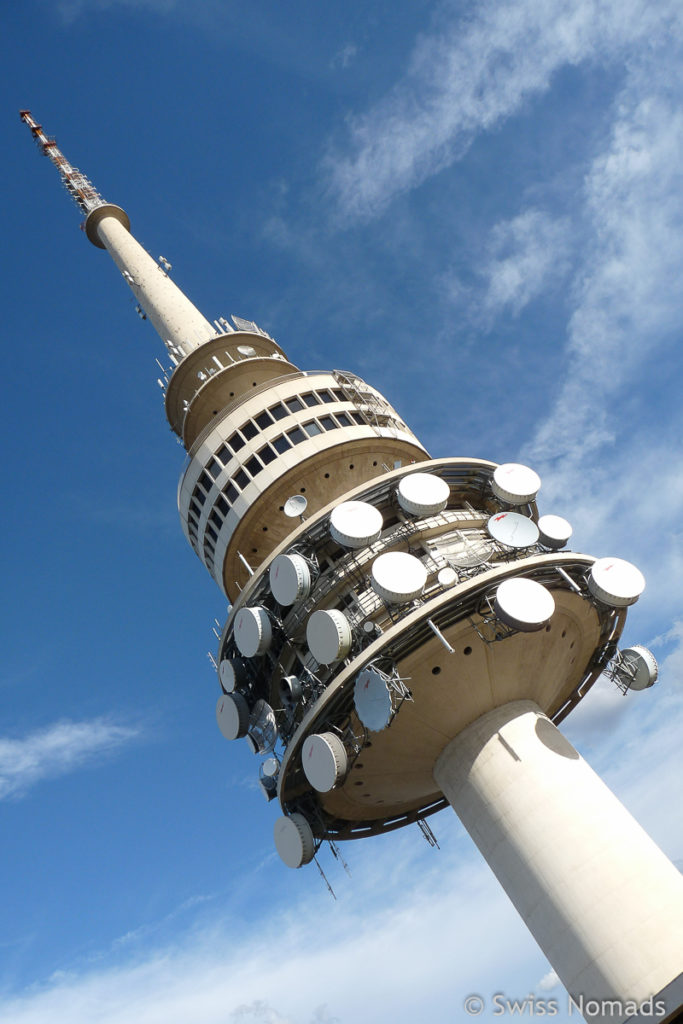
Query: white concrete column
95 214 216 354
434 700 683 1022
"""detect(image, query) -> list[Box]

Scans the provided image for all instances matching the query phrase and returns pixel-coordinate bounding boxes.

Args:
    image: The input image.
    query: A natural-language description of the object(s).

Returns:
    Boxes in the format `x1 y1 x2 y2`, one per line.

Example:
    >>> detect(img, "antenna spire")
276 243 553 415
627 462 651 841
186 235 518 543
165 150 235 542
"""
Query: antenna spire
20 110 106 216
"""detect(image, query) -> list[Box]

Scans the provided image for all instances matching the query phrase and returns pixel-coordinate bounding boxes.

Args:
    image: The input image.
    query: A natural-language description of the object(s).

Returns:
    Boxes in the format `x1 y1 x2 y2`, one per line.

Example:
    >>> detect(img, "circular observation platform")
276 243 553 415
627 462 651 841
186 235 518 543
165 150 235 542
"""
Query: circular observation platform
276 553 621 839
214 458 625 842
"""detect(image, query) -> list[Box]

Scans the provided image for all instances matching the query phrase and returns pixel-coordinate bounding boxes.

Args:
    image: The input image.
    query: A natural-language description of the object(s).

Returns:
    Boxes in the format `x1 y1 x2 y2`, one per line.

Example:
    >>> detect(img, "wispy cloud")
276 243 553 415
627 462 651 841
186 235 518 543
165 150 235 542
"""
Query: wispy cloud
478 208 571 320
324 0 680 221
0 719 141 800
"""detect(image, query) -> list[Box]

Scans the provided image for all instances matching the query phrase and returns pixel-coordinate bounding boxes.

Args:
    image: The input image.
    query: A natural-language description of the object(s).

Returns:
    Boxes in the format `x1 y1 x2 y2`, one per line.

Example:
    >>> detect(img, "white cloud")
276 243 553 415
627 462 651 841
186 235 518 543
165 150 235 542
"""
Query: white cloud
479 208 571 319
526 85 683 474
0 719 141 800
330 44 357 70
324 0 680 221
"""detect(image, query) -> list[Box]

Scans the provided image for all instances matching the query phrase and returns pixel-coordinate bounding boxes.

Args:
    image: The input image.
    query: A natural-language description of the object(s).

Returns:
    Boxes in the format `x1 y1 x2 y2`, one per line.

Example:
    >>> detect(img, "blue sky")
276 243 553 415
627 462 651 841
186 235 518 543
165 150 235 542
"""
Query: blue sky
2 1 683 1021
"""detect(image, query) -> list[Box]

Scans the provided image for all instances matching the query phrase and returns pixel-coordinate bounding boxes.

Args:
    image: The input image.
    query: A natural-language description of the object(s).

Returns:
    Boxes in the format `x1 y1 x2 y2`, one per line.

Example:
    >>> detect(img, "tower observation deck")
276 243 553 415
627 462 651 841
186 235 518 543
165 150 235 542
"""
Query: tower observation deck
21 112 683 1024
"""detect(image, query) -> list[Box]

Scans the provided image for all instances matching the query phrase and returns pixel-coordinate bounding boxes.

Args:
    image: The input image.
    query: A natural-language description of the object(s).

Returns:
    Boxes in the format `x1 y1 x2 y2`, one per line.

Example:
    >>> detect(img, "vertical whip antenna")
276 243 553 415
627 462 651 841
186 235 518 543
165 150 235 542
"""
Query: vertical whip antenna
20 110 107 216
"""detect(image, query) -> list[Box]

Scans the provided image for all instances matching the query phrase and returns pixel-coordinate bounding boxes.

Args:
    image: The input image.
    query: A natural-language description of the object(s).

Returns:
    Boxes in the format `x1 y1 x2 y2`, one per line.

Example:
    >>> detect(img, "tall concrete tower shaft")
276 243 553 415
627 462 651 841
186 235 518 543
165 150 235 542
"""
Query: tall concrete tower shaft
22 112 683 1024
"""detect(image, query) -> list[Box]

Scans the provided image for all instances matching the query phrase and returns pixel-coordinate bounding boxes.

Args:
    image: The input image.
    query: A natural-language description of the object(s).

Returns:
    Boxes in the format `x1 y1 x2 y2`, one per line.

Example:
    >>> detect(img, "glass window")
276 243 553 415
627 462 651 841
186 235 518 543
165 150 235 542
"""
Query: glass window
245 455 261 476
198 471 212 492
269 402 288 420
259 444 276 465
286 397 303 413
333 389 345 401
242 421 258 441
216 444 231 464
209 510 221 528
194 489 206 506
303 392 319 407
216 496 229 516
190 500 202 516
304 420 322 437
225 482 239 503
287 427 306 445
256 411 272 430
319 390 334 403
336 412 352 427
207 459 221 480
351 412 364 425
273 435 291 454
320 415 336 431
234 469 249 490
229 432 245 452
206 526 218 543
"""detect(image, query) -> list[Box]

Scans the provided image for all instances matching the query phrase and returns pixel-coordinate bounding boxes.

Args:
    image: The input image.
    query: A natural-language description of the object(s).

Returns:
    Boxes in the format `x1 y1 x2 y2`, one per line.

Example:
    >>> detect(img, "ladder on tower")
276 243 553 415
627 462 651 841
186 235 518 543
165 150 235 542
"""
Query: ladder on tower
332 369 397 438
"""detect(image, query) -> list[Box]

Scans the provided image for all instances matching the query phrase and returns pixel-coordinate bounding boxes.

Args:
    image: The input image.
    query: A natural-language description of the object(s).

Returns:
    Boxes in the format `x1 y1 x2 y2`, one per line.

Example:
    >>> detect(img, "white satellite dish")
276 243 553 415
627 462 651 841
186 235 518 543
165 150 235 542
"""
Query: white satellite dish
371 551 427 604
246 699 278 754
234 606 272 658
302 732 348 792
274 813 315 868
330 500 383 548
494 577 555 632
397 473 450 515
492 463 541 504
437 566 458 588
487 511 539 548
538 514 573 549
307 609 353 664
269 553 312 606
354 666 393 732
218 657 247 693
618 645 658 691
236 344 257 356
216 692 250 740
588 557 645 607
284 494 308 519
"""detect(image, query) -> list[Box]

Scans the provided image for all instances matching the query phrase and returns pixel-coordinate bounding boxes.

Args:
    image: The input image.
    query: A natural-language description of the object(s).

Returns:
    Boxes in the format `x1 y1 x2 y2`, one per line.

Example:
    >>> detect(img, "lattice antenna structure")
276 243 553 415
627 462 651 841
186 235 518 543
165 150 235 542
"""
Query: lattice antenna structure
20 111 107 216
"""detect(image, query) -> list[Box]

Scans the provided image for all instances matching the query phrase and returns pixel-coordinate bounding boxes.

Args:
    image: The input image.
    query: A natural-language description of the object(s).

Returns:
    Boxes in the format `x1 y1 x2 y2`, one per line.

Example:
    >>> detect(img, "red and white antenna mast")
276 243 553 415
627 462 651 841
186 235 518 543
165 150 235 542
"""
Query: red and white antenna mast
20 110 107 215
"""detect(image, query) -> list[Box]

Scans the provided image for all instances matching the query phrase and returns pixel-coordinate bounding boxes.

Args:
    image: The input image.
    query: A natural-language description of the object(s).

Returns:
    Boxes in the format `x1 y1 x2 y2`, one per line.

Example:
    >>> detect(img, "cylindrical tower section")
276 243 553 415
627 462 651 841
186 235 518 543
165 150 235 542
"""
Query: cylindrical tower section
86 210 217 353
434 700 683 1020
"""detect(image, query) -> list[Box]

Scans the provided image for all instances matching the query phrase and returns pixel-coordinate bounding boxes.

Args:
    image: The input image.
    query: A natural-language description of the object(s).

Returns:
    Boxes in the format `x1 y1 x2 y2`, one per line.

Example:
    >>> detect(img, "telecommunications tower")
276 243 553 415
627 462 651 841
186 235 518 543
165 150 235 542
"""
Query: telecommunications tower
21 112 683 1023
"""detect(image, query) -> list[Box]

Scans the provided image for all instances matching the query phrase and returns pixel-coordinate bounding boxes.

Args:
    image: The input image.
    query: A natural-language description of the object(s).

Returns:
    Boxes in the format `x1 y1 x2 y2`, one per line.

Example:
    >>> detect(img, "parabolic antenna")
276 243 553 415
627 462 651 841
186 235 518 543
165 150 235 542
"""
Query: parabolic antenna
274 813 315 868
236 344 257 356
354 666 393 732
437 566 458 588
218 657 248 693
494 577 555 632
246 699 278 755
269 553 312 606
234 606 272 657
306 609 353 664
216 692 250 740
302 732 348 792
330 500 383 548
538 514 573 549
279 674 303 708
444 533 494 568
487 511 539 548
371 551 427 604
588 557 645 607
492 463 541 504
397 473 450 516
283 494 308 519
618 645 658 691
